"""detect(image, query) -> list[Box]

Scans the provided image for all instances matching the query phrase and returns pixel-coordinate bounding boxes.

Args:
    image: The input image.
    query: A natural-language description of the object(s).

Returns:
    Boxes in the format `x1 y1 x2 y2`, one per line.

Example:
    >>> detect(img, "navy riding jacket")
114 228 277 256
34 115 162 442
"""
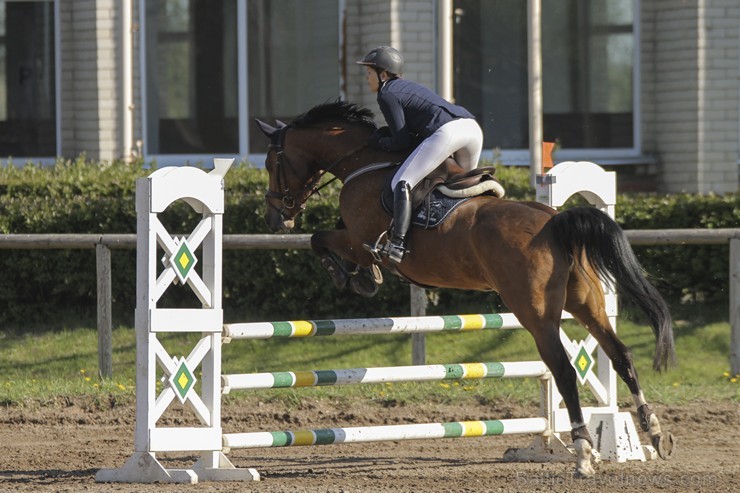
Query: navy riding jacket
374 78 475 152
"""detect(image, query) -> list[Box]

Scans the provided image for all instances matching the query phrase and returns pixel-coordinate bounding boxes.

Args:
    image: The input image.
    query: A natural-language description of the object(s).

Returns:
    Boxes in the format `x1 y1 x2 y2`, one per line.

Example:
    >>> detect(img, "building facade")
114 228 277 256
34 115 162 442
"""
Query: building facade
1 0 738 193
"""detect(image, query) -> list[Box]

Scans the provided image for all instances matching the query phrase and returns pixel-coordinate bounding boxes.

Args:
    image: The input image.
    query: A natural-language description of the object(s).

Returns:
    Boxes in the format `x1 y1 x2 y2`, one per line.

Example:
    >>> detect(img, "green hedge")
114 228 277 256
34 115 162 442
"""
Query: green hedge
0 158 736 330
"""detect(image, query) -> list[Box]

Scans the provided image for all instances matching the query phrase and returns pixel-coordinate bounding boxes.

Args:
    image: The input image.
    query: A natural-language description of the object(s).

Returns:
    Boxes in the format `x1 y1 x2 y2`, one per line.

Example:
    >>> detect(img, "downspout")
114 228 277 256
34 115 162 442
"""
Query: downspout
696 0 707 193
339 0 347 100
122 0 134 163
436 0 453 102
54 1 61 158
528 0 543 188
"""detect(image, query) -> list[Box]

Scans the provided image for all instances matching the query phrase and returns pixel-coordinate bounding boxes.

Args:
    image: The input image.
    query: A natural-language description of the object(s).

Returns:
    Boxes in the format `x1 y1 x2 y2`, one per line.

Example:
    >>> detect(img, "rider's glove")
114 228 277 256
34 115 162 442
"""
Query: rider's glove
367 131 384 149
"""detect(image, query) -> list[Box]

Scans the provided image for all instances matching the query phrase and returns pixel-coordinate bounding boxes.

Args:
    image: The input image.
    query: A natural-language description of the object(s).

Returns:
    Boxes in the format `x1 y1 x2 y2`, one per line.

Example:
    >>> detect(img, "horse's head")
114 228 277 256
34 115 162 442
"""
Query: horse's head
256 119 321 232
256 101 378 232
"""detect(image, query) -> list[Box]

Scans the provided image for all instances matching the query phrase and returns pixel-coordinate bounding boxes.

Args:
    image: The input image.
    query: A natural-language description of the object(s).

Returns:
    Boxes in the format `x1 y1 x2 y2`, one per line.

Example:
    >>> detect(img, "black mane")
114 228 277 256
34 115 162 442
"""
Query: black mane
291 100 377 130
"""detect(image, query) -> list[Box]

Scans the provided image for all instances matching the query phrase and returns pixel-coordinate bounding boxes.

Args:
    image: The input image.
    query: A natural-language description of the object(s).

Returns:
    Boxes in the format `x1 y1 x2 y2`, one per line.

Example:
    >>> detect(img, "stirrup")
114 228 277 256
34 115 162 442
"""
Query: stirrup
363 231 407 264
363 231 389 263
385 240 406 264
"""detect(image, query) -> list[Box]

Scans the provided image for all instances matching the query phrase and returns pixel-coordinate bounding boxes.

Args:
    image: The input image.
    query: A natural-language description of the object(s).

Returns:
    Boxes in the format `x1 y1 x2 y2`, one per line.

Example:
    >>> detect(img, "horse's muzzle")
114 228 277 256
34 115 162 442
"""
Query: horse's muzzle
264 208 295 233
276 219 295 233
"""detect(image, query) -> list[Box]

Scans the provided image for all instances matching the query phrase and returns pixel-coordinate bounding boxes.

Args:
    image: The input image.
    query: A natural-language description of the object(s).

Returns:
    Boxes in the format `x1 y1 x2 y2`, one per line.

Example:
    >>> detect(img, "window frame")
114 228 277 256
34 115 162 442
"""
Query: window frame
0 0 60 165
468 0 645 167
139 0 345 167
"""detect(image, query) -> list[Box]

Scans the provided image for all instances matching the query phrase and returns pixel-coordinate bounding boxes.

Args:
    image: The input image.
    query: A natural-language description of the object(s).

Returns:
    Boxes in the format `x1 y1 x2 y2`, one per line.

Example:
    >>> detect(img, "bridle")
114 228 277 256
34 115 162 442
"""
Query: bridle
265 124 367 222
264 125 306 220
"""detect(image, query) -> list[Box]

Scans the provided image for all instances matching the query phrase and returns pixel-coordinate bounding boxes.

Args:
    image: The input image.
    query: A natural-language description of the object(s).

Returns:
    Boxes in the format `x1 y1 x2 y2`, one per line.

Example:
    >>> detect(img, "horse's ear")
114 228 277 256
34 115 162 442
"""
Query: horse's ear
255 119 277 138
275 119 287 129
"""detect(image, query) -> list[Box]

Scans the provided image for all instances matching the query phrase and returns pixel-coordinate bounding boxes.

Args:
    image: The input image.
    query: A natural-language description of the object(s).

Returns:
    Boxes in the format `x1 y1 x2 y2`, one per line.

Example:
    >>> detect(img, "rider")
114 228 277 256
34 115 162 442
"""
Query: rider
357 46 483 264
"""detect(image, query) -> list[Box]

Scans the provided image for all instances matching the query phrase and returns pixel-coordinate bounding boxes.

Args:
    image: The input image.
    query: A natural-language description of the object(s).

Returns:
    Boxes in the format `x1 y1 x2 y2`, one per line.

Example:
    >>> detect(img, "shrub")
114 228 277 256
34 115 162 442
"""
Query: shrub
0 158 735 330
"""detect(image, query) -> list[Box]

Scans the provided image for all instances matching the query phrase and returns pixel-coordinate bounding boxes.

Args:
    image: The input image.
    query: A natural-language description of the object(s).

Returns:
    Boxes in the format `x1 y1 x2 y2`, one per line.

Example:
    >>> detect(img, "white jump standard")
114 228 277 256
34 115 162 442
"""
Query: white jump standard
96 158 258 483
96 159 654 484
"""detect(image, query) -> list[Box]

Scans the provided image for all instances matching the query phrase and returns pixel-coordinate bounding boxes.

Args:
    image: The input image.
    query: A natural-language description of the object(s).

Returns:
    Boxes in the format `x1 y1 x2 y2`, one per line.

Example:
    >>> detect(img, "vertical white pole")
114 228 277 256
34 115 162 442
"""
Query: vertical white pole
237 0 248 157
198 202 223 470
527 0 543 189
436 0 453 102
122 0 134 162
134 178 158 453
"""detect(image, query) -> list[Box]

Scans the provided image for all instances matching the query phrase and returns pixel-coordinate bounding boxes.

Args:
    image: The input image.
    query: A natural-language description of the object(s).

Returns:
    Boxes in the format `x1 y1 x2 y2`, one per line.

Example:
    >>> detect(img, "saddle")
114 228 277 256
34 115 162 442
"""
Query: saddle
381 158 505 229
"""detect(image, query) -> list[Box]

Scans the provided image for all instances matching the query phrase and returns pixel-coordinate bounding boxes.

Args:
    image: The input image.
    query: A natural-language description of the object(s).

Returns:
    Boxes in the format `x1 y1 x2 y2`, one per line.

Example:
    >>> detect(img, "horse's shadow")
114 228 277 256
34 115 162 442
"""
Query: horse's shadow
252 453 502 478
0 468 98 484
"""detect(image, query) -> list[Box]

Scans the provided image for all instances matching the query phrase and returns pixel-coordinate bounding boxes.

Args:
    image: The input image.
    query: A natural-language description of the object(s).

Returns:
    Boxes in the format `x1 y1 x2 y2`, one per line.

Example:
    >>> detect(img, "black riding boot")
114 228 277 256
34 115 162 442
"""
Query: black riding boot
386 181 412 264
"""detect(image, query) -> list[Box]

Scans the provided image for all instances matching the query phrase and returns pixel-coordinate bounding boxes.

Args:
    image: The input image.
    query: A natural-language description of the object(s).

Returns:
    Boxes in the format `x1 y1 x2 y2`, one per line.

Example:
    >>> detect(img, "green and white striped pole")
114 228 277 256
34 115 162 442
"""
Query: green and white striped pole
223 417 548 450
222 361 549 393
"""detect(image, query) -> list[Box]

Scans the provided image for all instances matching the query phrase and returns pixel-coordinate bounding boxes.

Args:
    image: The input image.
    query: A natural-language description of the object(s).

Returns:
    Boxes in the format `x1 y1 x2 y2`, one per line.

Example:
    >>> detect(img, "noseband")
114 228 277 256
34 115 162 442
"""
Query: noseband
265 124 367 223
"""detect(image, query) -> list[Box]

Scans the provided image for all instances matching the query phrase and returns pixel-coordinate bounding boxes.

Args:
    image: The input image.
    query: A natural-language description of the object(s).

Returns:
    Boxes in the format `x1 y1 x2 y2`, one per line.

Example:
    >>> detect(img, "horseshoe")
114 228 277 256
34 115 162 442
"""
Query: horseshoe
652 431 676 460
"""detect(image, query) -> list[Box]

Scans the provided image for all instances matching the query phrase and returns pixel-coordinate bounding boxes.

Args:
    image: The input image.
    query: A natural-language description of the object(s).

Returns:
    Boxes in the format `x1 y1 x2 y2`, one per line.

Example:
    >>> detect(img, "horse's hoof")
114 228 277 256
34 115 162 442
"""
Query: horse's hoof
653 432 676 460
320 256 348 290
349 273 379 298
572 437 595 479
573 466 596 479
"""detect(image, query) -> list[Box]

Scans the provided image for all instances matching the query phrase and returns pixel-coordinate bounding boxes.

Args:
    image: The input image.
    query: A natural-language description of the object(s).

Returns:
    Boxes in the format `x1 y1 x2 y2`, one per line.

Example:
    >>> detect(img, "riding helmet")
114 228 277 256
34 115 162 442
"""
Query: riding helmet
356 46 404 76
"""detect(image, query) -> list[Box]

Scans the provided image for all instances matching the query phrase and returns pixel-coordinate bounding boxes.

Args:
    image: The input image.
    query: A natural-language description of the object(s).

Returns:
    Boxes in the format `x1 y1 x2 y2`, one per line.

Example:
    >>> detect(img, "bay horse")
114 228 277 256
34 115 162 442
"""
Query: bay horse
256 101 675 478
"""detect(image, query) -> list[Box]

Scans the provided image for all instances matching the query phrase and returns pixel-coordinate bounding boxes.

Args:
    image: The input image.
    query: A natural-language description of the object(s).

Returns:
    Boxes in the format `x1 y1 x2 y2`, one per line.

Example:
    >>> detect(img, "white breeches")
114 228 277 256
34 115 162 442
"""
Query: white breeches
391 118 483 190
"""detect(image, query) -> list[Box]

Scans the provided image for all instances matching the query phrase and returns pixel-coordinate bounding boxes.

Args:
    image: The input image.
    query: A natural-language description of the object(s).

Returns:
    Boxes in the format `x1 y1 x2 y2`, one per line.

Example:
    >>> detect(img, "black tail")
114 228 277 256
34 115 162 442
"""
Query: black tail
550 206 675 371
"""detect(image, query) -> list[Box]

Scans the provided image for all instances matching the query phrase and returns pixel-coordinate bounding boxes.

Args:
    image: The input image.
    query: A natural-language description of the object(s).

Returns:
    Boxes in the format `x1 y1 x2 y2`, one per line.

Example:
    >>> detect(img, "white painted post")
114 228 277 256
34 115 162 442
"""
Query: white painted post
96 159 258 484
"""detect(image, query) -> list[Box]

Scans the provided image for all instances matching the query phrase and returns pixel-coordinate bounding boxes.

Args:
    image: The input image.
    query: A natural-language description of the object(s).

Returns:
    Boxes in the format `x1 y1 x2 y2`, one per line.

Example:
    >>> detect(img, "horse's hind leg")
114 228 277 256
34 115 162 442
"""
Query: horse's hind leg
530 320 596 477
504 296 596 478
565 270 676 459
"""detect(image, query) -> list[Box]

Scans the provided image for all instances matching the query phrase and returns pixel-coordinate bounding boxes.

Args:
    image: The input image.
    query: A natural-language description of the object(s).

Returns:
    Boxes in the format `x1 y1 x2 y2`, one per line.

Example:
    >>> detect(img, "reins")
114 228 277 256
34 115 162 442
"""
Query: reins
309 143 369 196
266 124 368 220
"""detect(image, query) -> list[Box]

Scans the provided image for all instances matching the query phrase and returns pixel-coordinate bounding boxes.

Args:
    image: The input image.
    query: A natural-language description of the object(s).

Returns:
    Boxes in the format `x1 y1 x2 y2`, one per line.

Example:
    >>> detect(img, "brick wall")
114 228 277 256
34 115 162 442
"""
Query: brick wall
643 0 739 193
639 0 657 170
345 0 437 125
696 0 738 194
52 0 737 192
60 0 121 161
345 0 391 120
392 0 435 88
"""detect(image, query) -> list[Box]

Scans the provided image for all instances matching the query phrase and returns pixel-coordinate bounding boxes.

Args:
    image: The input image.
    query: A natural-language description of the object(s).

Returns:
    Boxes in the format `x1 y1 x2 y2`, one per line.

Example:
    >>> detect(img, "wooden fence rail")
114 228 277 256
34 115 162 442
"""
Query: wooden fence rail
1 229 738 377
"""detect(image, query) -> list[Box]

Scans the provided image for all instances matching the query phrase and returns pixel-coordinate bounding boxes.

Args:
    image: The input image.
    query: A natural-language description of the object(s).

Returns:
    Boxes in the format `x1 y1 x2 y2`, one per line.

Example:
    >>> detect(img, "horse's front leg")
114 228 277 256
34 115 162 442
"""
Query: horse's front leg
311 229 383 297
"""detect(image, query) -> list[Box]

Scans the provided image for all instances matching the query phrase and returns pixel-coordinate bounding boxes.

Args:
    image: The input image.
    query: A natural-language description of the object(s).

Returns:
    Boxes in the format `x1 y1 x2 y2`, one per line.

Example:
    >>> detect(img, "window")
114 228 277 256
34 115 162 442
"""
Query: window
246 0 340 154
144 0 239 155
453 0 635 154
0 0 56 157
142 0 340 159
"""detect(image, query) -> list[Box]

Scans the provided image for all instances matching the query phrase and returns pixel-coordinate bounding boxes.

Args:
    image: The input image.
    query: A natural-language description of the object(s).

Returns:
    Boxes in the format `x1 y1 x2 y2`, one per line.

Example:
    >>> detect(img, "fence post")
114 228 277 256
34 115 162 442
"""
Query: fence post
731 238 740 375
410 285 427 365
96 243 113 379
